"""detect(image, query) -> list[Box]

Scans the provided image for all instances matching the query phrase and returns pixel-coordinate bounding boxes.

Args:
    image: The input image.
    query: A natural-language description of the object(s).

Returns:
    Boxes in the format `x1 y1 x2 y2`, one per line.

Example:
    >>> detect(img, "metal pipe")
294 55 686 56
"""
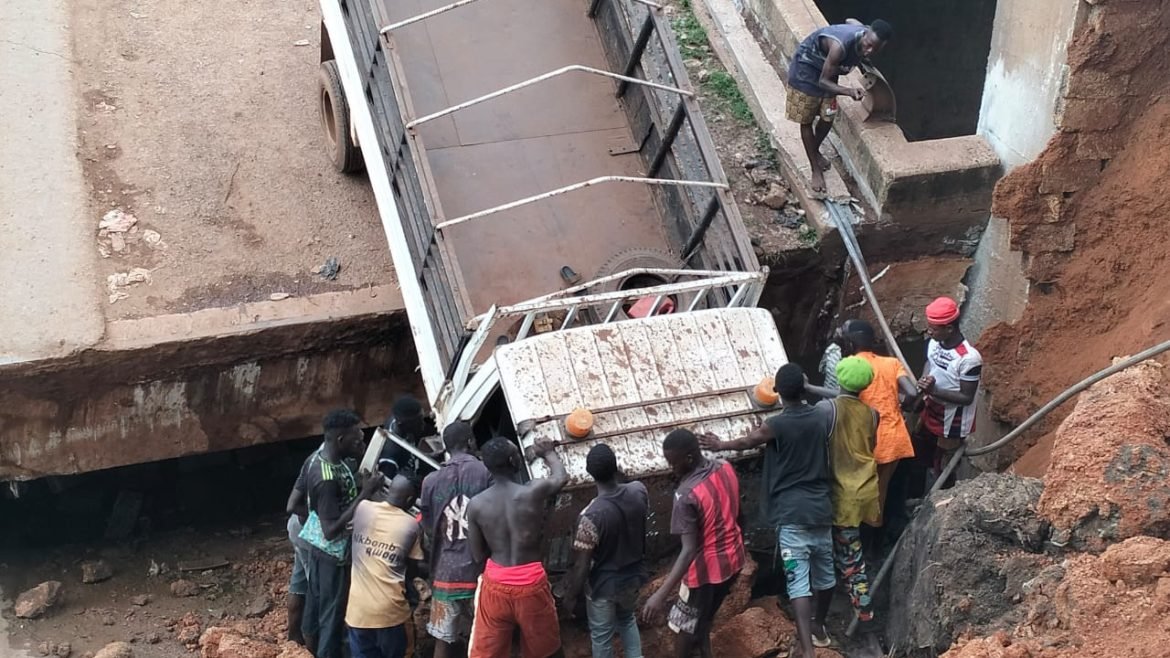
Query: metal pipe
380 0 487 35
383 429 443 472
846 337 1170 637
617 15 657 97
648 103 688 177
825 201 914 375
435 176 727 230
406 65 693 130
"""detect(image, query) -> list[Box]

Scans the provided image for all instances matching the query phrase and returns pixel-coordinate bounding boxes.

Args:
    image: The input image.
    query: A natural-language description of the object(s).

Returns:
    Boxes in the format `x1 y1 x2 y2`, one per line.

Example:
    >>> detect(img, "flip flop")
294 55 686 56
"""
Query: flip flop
811 621 833 648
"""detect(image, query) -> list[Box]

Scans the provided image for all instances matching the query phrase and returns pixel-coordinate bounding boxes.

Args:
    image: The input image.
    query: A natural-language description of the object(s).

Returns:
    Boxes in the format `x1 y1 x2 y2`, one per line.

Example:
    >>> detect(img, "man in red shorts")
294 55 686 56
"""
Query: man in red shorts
466 437 568 658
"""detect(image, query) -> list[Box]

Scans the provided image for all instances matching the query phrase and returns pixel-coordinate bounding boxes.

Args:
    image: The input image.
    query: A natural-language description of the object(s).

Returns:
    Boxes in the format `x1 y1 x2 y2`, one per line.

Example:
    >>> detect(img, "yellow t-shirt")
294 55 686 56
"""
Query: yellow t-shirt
829 396 881 528
346 500 424 629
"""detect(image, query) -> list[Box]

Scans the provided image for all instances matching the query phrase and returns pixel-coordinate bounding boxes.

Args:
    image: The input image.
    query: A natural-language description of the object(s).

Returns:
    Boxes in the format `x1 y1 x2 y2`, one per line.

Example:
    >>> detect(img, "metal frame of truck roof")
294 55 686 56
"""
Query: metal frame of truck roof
322 0 760 409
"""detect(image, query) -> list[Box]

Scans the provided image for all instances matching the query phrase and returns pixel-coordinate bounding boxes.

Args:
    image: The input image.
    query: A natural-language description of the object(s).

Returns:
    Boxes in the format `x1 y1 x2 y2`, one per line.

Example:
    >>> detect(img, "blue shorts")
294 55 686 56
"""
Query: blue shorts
289 543 310 596
348 625 407 658
778 524 836 599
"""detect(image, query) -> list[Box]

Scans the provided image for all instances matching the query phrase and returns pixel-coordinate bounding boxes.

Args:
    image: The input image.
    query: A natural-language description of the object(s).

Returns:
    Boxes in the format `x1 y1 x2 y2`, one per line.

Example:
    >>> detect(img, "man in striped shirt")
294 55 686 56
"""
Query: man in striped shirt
641 429 745 658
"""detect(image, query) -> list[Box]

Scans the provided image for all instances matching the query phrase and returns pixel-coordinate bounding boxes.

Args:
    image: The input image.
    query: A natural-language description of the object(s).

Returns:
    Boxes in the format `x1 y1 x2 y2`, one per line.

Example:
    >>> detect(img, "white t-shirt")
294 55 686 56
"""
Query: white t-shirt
922 338 983 439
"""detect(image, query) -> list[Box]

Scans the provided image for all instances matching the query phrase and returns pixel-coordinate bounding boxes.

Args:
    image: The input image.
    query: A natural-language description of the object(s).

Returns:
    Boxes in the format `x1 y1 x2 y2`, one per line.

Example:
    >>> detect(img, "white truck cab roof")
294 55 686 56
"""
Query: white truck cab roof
494 306 787 487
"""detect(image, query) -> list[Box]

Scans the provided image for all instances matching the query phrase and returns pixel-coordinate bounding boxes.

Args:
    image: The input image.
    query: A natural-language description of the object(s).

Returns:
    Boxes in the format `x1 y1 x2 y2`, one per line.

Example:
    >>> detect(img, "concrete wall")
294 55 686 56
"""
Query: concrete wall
814 0 999 142
977 0 1085 167
738 0 1002 261
0 288 421 481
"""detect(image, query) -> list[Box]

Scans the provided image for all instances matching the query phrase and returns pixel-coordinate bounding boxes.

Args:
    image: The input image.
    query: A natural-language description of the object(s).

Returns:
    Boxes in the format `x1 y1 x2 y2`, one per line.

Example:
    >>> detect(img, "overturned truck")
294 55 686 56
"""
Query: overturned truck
319 0 786 557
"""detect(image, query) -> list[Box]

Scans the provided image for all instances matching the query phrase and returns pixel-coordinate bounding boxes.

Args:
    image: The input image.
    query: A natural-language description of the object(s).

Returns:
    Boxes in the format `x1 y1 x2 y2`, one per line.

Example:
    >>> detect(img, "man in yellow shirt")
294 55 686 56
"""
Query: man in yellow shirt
347 468 425 658
828 356 880 624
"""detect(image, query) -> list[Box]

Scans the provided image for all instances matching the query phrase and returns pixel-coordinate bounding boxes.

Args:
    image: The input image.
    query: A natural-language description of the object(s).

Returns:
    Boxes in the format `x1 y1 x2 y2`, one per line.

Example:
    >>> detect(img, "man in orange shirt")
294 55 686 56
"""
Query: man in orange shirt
808 319 916 548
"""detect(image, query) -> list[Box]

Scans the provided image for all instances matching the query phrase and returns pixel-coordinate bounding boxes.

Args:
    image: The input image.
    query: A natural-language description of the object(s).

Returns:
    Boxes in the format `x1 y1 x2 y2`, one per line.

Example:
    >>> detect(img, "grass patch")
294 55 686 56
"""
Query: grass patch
796 221 819 248
704 71 754 124
673 0 708 60
671 0 756 127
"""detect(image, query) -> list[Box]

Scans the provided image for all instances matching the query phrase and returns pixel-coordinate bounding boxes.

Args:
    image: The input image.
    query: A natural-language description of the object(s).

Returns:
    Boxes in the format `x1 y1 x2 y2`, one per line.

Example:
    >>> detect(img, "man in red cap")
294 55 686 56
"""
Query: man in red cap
915 297 982 491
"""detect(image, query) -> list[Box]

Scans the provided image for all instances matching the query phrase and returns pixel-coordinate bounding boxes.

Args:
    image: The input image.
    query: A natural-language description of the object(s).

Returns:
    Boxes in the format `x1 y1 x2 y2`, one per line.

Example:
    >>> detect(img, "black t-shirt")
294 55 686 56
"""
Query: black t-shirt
574 481 649 598
762 401 835 527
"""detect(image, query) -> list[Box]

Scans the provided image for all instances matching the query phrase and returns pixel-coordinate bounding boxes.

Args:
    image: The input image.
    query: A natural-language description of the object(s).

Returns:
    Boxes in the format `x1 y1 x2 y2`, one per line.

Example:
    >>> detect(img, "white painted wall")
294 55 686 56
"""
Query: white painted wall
977 0 1085 167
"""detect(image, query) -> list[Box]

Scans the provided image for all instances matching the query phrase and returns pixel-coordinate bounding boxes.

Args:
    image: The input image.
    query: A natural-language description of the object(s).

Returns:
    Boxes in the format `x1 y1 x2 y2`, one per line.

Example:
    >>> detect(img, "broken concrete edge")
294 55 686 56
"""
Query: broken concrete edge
690 0 844 242
0 285 406 381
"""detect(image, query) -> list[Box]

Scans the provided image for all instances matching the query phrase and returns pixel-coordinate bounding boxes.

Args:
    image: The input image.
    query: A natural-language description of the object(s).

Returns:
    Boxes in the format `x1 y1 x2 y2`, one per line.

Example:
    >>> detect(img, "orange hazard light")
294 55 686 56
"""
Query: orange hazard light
752 377 779 407
565 408 594 438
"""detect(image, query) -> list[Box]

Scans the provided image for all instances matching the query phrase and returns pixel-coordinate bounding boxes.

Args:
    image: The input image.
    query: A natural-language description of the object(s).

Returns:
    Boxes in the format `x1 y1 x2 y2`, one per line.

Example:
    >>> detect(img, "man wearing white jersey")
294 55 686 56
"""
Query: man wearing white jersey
914 296 982 491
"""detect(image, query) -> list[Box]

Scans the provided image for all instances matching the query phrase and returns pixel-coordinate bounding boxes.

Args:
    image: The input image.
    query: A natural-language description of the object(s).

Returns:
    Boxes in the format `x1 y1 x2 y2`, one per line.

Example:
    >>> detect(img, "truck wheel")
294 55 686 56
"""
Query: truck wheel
592 248 698 318
319 60 364 174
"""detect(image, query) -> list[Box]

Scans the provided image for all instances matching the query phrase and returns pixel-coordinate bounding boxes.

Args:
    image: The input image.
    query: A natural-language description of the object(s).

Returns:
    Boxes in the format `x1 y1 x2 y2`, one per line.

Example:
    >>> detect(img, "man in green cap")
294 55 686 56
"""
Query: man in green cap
828 356 880 625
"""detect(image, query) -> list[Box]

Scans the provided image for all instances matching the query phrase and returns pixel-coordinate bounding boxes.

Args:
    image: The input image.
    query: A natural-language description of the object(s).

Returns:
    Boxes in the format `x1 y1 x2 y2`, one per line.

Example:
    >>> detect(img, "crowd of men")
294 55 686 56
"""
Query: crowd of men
279 295 982 658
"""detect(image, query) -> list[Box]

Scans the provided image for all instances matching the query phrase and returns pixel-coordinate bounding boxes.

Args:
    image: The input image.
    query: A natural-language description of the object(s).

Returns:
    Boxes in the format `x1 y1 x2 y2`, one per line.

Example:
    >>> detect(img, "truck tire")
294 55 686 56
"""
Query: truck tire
318 60 364 174
592 248 698 319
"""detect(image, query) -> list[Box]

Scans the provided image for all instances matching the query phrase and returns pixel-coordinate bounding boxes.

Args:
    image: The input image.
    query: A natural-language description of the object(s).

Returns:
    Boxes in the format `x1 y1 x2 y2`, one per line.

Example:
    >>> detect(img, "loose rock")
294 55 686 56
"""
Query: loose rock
760 182 788 210
81 560 114 584
92 643 132 658
56 642 73 658
245 595 272 618
710 605 795 658
130 594 151 606
171 578 200 597
15 581 63 619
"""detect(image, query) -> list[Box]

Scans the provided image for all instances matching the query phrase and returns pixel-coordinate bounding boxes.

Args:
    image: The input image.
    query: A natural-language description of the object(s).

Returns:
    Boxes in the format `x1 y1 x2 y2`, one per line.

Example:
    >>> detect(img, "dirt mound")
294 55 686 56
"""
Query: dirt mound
1037 360 1170 551
980 94 1170 448
887 474 1052 654
942 536 1170 658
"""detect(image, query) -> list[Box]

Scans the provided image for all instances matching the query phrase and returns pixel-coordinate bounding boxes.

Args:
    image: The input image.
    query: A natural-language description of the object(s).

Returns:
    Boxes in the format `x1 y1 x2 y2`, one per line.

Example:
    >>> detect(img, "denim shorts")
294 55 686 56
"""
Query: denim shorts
778 524 836 599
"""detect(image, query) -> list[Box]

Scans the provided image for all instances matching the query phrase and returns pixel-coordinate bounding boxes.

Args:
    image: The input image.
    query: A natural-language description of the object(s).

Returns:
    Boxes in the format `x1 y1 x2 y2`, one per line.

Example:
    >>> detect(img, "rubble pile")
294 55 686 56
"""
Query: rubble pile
889 363 1170 656
1037 361 1170 551
943 536 1170 658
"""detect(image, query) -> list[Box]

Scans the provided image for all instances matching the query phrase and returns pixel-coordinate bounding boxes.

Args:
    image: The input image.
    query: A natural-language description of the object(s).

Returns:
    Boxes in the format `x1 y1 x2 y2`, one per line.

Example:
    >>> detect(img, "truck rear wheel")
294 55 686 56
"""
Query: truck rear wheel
318 60 364 174
592 248 698 319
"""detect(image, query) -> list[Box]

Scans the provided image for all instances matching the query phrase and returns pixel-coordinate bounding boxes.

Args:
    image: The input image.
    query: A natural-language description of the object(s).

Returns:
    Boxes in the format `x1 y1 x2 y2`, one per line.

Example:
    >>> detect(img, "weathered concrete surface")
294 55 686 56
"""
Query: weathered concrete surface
738 0 1003 259
0 287 412 481
963 216 1029 470
0 0 105 365
978 0 1086 167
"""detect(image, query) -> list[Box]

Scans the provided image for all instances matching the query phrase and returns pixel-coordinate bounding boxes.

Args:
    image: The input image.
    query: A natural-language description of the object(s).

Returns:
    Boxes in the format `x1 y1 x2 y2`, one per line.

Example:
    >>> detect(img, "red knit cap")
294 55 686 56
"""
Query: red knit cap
925 297 960 324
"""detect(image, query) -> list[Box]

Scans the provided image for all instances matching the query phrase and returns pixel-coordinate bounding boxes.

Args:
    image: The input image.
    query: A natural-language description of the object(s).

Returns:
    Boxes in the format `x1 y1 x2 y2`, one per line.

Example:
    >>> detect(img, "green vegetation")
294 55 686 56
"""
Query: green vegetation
670 0 756 128
673 0 708 60
796 221 819 248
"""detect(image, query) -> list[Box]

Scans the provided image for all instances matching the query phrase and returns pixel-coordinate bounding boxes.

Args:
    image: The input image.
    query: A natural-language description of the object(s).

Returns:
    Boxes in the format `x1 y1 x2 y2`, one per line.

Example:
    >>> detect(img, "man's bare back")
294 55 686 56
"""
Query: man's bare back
468 439 569 566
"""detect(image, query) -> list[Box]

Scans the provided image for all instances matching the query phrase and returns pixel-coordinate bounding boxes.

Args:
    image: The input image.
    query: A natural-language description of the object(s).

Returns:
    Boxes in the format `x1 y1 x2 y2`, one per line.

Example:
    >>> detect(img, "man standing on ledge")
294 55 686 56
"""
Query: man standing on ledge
786 19 893 195
916 296 983 491
466 438 569 658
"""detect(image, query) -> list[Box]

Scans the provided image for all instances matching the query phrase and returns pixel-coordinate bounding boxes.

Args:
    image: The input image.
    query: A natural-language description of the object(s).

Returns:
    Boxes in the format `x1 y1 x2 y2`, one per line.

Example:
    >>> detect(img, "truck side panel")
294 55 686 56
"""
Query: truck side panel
321 0 472 401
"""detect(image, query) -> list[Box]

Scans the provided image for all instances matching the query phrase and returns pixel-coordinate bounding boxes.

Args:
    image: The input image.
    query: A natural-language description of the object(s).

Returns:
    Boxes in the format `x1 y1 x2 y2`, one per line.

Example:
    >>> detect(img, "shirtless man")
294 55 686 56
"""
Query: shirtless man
466 437 569 658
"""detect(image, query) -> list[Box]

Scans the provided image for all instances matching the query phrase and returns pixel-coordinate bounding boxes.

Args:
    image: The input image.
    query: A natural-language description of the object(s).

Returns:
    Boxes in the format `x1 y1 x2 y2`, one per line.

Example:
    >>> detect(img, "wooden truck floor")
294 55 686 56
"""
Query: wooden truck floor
384 0 672 311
